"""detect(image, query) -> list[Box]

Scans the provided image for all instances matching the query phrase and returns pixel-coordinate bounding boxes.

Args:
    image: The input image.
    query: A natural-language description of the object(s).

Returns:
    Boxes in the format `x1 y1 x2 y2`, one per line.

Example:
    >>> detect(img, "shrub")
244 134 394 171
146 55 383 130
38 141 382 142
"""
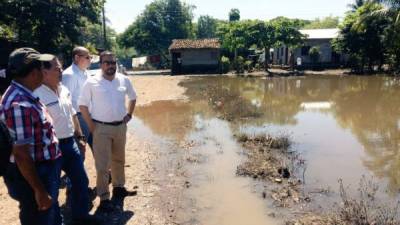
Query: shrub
244 60 253 72
309 46 321 64
221 56 230 74
234 56 245 74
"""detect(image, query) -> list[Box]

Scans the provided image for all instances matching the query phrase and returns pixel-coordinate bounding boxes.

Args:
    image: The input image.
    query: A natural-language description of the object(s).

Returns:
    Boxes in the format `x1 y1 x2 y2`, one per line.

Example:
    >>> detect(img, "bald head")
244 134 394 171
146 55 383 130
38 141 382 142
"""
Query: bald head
72 46 91 70
72 46 89 61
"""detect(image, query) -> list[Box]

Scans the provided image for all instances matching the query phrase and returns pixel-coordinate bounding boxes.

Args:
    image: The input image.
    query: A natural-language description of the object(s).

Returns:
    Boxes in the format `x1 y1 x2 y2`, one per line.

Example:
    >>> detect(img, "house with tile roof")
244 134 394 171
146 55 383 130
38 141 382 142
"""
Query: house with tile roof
169 38 221 75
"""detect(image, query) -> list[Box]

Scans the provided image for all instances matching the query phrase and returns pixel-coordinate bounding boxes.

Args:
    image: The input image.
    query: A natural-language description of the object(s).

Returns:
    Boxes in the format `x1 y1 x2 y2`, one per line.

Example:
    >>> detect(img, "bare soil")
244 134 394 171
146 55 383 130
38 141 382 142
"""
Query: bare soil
0 75 189 225
235 134 307 208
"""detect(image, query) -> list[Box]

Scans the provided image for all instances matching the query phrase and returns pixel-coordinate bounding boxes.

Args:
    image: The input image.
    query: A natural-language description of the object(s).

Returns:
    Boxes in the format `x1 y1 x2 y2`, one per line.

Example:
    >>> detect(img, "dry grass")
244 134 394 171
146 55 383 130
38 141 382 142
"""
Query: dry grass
288 177 400 225
237 133 291 150
331 177 400 225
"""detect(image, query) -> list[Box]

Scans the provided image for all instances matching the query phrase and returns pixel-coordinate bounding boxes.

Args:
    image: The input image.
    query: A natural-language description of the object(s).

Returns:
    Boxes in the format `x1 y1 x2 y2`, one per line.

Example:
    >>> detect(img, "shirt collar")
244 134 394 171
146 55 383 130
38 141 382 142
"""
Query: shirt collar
72 63 86 76
41 84 61 97
11 80 39 103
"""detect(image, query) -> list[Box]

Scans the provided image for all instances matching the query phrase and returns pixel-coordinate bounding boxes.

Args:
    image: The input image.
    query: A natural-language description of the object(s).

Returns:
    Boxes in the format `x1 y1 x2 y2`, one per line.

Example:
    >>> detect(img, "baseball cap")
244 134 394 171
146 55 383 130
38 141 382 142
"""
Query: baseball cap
8 47 54 75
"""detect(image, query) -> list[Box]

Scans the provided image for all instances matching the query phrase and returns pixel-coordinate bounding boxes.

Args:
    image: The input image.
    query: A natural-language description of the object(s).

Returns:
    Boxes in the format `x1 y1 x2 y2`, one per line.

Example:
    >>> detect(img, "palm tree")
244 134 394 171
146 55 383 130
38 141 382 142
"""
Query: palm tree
348 0 367 11
373 0 400 25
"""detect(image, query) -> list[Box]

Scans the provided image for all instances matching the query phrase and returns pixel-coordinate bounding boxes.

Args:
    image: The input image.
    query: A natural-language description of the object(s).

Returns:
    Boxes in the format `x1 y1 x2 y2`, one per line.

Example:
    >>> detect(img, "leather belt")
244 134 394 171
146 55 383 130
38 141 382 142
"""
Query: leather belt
93 119 124 126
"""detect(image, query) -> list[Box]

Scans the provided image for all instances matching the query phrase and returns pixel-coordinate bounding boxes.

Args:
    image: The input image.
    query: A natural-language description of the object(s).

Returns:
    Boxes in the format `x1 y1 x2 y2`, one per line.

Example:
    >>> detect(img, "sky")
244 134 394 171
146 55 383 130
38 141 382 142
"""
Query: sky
105 0 355 33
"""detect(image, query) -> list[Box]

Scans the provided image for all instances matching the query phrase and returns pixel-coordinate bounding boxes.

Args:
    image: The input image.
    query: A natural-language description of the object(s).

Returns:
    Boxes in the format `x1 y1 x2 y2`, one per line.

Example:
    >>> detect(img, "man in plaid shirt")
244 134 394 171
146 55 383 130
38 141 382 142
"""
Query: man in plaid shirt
0 48 62 225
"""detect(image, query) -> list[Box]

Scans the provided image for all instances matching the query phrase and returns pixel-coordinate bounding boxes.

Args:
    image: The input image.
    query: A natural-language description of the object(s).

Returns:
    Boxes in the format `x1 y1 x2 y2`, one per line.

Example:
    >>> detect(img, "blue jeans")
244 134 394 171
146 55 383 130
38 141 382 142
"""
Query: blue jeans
4 159 62 225
77 113 93 150
59 137 89 219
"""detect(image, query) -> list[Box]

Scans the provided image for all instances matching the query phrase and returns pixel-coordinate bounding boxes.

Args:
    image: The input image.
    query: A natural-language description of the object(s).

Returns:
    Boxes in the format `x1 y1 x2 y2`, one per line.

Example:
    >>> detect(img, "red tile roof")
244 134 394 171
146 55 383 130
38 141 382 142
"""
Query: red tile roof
169 38 221 50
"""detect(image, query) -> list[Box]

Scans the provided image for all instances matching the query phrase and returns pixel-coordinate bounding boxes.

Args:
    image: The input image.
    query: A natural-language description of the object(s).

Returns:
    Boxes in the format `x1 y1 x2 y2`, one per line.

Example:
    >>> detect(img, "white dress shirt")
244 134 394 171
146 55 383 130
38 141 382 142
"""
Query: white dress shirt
62 63 89 112
78 73 137 122
34 84 76 139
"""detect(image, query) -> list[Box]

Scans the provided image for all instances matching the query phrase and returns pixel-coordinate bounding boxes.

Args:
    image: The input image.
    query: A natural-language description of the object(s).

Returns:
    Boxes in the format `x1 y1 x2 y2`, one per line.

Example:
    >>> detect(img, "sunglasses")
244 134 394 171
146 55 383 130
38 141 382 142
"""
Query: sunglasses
102 61 117 66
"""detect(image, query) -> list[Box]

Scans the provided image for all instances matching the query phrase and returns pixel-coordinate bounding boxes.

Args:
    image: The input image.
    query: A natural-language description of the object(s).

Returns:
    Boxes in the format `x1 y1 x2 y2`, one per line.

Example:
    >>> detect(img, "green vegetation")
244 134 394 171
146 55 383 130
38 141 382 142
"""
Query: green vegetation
302 16 340 29
220 56 230 74
2 0 400 74
309 46 321 64
229 8 241 22
196 15 219 38
333 0 400 74
0 0 104 54
118 0 194 60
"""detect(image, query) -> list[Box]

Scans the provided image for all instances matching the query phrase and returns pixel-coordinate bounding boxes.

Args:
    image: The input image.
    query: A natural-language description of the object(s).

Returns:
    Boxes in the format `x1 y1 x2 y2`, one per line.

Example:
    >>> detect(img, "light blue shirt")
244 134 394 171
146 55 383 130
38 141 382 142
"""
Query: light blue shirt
62 63 88 112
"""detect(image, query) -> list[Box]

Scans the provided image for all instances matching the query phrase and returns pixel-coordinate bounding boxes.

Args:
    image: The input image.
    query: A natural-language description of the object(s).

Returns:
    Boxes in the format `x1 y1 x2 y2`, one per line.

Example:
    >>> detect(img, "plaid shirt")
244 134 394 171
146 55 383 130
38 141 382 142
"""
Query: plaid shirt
0 81 60 162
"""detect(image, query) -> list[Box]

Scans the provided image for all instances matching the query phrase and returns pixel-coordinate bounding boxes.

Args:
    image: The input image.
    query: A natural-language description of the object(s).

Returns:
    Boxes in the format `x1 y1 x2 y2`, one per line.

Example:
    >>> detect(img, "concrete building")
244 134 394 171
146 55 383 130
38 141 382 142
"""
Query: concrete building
169 39 221 75
272 28 347 68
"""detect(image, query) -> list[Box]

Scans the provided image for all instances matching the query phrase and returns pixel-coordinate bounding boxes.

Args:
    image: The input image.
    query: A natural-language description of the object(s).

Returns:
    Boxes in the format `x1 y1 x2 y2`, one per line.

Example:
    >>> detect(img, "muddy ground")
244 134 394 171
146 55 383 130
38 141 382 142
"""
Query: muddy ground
1 74 398 225
0 75 189 225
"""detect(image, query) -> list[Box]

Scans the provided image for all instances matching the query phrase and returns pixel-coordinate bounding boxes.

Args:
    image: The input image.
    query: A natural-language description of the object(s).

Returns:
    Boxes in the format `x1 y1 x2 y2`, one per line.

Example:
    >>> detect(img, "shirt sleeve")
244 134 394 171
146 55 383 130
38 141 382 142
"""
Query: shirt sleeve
78 80 91 107
125 77 137 101
64 87 77 115
62 73 75 94
5 104 34 145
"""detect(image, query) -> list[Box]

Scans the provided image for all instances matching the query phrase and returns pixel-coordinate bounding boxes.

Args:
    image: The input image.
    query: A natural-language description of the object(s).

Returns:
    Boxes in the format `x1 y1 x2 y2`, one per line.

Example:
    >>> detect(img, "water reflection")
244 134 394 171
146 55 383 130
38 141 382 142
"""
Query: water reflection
136 75 400 202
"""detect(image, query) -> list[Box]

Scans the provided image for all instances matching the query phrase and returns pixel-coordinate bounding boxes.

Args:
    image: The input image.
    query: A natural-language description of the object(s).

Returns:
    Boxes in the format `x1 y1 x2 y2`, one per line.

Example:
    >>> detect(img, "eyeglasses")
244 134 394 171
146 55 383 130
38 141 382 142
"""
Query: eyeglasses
78 55 92 60
102 61 117 66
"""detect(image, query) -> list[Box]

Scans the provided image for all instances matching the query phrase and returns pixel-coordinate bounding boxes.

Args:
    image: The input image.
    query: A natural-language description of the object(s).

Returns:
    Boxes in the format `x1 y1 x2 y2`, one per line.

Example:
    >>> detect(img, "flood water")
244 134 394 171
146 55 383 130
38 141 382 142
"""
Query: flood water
134 75 400 224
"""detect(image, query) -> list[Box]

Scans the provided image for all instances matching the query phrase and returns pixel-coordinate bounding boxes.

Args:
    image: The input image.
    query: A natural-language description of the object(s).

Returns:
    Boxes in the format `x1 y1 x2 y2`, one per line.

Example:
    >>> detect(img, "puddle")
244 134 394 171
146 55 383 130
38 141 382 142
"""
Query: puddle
134 75 400 224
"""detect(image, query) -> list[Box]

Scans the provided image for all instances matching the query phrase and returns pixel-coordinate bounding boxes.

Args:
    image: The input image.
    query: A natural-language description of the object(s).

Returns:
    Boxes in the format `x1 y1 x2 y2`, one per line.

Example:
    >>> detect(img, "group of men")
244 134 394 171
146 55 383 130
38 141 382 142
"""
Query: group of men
0 46 137 225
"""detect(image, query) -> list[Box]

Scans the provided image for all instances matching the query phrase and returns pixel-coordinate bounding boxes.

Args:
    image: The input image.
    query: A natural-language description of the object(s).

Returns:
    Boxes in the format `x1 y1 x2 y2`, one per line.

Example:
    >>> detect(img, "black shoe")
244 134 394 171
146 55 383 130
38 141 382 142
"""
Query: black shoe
98 199 114 213
71 215 101 225
112 187 137 198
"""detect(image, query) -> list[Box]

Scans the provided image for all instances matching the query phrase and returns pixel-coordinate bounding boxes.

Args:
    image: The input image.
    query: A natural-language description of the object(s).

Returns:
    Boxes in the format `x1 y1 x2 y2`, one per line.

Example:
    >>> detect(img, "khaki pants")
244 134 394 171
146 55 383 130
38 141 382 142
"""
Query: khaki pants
92 122 127 200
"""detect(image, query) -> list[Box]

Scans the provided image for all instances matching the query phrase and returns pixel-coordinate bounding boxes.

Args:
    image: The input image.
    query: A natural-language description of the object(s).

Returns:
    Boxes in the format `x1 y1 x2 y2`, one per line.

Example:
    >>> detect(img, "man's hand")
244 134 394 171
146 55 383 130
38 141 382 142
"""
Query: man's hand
77 139 86 158
123 114 132 124
13 144 53 211
34 189 52 211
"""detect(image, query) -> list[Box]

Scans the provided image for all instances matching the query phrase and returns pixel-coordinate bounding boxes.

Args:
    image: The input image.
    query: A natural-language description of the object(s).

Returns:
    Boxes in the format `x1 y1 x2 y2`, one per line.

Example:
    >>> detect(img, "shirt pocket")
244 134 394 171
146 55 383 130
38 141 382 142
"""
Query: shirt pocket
115 86 126 101
93 85 109 100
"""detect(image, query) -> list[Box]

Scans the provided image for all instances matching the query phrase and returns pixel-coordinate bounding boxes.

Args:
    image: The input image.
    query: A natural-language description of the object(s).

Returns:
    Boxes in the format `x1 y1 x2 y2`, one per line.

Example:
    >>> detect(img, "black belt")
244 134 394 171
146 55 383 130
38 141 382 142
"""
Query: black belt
58 136 74 145
93 119 124 126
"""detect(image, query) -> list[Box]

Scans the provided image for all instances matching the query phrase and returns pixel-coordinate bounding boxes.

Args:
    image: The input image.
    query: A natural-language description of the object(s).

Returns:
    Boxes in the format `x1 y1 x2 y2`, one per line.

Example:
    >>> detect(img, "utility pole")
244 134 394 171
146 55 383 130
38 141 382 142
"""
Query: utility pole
102 3 107 49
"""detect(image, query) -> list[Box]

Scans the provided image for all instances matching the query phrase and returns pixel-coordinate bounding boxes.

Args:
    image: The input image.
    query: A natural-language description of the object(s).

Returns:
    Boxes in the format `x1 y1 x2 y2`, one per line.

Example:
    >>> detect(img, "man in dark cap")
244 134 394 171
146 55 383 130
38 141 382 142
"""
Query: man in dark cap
0 48 63 225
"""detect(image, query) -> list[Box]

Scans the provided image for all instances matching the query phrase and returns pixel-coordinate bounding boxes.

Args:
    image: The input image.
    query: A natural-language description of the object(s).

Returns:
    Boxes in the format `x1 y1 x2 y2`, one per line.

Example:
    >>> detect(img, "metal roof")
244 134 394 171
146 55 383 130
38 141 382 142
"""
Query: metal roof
299 28 340 39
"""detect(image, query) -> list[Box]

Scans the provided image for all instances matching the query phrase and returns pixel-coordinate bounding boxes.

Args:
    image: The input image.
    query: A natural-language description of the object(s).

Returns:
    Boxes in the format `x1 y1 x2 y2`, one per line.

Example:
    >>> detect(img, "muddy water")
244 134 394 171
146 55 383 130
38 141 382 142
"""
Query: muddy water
135 75 400 224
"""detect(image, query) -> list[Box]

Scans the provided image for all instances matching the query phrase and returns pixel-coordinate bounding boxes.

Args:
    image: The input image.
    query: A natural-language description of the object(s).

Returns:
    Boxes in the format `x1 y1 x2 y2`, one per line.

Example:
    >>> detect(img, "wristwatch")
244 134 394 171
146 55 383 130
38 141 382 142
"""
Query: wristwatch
76 135 87 142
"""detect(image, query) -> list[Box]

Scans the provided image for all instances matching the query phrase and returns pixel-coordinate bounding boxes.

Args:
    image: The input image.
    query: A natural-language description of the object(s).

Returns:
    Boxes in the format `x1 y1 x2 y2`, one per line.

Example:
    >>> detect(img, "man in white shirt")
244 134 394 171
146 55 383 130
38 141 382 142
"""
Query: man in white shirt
62 46 93 149
34 56 99 225
79 51 137 212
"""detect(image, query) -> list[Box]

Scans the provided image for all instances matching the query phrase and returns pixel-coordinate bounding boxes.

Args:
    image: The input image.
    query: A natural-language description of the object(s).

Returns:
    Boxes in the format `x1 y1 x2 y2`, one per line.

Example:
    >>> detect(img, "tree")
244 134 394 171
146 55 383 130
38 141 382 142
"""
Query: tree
196 15 218 38
309 46 321 65
229 8 240 22
303 16 340 29
333 2 389 73
80 18 118 52
270 17 305 71
373 0 400 72
217 20 255 61
0 0 104 53
270 17 308 29
348 0 367 11
250 21 276 72
119 0 194 60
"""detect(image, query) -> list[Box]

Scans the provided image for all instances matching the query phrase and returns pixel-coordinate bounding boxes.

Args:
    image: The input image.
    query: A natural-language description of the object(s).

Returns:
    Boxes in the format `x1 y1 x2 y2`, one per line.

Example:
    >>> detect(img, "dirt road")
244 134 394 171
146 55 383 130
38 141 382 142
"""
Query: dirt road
0 75 188 225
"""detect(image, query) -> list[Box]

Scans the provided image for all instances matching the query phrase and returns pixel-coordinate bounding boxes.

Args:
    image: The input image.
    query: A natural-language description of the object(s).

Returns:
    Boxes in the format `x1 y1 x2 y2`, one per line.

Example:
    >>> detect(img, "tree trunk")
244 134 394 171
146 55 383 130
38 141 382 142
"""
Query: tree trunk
264 46 271 75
